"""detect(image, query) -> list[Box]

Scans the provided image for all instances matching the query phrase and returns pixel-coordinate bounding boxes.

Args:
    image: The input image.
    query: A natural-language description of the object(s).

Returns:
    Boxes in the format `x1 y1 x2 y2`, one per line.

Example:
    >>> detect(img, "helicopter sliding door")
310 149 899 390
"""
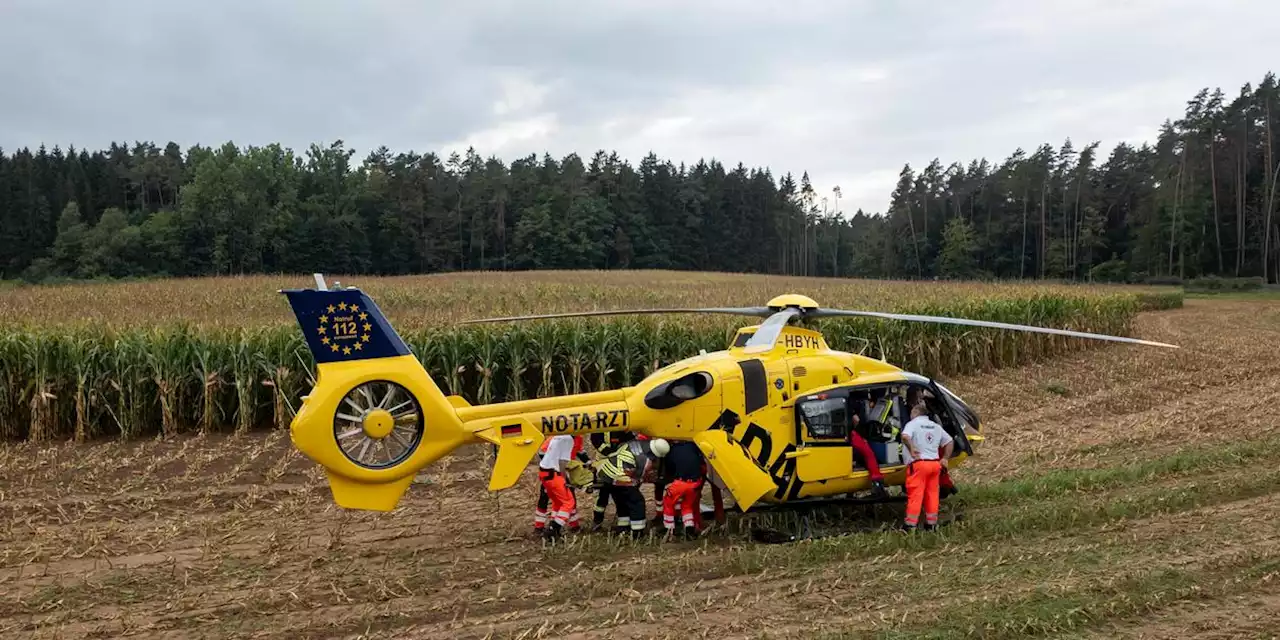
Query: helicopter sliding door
792 392 854 482
793 382 917 483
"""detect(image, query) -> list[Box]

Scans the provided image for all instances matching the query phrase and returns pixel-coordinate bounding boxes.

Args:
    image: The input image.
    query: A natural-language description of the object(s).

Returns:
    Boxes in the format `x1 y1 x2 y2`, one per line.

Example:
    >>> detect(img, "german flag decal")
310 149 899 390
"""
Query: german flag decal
500 423 523 438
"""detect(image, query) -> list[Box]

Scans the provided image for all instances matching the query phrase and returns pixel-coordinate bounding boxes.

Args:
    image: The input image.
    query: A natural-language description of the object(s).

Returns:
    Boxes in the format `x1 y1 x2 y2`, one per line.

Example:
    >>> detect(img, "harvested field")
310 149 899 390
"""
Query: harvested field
2 296 1277 639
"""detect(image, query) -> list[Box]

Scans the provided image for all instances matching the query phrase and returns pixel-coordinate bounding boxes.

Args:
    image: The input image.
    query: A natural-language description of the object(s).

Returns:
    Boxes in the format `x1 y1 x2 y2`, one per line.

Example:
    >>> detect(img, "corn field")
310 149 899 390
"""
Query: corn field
0 272 1183 442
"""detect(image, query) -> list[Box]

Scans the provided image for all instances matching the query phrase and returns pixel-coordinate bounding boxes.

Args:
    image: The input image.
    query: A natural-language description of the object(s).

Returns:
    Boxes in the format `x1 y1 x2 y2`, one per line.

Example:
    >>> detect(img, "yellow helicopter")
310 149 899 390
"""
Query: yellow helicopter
280 274 1178 514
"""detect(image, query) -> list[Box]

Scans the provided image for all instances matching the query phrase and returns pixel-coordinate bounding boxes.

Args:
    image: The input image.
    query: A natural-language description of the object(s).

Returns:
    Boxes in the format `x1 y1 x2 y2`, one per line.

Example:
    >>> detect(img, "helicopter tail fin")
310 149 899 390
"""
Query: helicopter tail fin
281 281 413 365
280 277 475 511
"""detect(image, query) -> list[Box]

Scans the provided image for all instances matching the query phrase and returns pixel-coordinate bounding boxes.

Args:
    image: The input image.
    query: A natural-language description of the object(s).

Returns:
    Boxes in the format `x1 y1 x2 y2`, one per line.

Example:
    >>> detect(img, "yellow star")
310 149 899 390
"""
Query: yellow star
317 326 327 335
359 312 368 321
330 344 339 352
319 315 328 324
338 302 348 311
353 342 363 351
363 322 372 332
321 337 330 345
342 346 352 355
327 305 335 314
361 334 370 342
350 304 360 313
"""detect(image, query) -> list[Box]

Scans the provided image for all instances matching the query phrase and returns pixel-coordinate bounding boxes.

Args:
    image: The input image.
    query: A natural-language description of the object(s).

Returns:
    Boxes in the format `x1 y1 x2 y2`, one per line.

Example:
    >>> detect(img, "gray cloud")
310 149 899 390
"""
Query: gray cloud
3 0 1278 213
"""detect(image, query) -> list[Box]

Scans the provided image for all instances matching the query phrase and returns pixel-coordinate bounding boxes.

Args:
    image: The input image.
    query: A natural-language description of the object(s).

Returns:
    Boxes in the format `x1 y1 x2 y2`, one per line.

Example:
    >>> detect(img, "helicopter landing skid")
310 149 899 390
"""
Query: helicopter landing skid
727 492 906 514
749 512 963 544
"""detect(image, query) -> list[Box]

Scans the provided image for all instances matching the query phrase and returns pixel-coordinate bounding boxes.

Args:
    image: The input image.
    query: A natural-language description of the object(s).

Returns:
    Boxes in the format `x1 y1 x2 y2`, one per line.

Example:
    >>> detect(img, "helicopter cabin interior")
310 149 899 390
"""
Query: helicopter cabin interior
791 376 977 483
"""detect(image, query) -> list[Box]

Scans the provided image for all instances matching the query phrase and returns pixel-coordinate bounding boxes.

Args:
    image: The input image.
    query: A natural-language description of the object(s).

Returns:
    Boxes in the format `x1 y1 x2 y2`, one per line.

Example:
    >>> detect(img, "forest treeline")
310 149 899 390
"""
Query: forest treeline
2 72 1278 283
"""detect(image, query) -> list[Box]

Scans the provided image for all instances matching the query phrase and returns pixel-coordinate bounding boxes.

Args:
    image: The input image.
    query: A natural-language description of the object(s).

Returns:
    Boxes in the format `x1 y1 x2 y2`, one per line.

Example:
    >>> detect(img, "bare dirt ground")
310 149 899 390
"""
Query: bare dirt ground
2 298 1279 639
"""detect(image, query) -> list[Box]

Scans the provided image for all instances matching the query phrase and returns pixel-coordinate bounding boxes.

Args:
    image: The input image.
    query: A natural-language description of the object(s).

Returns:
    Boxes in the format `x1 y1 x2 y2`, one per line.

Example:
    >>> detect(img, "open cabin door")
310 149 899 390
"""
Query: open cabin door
927 379 979 455
900 374 977 458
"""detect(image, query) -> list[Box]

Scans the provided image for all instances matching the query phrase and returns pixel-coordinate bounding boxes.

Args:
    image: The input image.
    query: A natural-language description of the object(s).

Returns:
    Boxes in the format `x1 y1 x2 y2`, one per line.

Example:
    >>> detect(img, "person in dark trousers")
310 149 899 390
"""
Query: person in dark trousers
589 430 635 531
593 437 670 538
633 434 669 527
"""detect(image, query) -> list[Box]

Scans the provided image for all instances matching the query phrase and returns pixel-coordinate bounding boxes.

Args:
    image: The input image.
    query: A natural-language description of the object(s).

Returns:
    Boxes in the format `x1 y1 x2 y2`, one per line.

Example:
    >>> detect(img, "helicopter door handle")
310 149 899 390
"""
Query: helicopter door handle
785 450 811 459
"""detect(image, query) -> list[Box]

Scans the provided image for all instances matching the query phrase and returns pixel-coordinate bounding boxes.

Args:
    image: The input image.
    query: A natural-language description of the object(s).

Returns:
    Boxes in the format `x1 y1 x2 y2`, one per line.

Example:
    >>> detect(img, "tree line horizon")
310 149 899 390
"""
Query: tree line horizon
2 71 1278 284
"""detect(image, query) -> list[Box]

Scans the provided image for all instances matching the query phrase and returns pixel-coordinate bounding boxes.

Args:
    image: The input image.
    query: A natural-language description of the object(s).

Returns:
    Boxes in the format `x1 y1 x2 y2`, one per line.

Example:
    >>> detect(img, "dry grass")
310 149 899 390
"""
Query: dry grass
0 295 1276 639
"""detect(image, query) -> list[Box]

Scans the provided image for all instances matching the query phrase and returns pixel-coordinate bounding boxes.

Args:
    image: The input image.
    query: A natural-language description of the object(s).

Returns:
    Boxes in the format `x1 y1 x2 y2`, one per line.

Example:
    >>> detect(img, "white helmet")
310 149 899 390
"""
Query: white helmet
648 438 670 457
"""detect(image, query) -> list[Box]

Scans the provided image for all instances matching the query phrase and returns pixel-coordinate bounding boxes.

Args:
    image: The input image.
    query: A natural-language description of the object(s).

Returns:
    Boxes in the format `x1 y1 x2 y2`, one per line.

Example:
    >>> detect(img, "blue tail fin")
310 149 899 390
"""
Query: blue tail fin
280 279 411 364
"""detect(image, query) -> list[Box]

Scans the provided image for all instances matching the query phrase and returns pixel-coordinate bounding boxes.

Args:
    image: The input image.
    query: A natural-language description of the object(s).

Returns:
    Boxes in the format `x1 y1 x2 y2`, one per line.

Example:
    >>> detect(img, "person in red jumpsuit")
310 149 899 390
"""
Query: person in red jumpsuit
847 408 889 498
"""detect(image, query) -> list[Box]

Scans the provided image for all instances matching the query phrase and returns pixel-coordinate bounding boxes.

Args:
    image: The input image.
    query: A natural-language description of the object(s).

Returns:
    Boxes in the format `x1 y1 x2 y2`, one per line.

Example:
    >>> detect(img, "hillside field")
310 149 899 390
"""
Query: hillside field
0 277 1277 637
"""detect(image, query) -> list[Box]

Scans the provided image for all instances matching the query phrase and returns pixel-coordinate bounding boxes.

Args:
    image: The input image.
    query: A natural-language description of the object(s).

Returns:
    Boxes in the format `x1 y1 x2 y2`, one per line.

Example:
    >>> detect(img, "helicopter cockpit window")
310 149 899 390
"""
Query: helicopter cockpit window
798 397 848 440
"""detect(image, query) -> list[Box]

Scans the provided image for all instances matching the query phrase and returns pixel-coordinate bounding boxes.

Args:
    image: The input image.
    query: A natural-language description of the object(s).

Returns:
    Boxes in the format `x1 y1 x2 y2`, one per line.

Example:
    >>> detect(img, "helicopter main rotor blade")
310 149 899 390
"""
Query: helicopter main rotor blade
742 308 802 353
458 306 775 324
807 309 1179 349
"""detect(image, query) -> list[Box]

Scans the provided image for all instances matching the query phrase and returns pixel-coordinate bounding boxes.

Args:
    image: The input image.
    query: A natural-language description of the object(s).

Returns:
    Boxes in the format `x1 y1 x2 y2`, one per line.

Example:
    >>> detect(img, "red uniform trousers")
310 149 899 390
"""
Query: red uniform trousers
537 470 578 530
533 437 583 530
661 478 704 531
534 484 580 530
904 460 942 528
848 431 884 481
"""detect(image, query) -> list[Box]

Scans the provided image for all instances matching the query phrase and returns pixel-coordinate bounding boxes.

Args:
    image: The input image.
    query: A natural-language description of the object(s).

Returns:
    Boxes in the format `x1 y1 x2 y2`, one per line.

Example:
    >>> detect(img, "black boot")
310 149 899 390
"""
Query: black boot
683 526 699 539
543 523 563 541
871 480 889 498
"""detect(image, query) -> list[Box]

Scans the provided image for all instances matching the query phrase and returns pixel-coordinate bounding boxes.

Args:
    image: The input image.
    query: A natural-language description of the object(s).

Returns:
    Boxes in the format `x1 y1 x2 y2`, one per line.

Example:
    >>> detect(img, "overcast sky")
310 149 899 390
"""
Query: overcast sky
4 0 1279 214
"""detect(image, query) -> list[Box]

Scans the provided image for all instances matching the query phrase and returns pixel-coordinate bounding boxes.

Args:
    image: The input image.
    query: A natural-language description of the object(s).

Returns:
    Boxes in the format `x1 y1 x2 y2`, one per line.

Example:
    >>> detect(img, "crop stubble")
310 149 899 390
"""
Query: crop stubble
1 295 1278 638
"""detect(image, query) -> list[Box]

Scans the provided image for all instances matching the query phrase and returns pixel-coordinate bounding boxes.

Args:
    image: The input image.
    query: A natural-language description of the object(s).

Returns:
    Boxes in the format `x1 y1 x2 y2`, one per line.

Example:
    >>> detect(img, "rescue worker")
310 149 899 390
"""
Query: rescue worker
534 434 589 536
899 389 959 499
865 388 902 439
537 433 583 540
847 407 889 498
593 437 670 538
589 430 636 531
660 439 706 539
900 400 953 532
634 433 668 527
